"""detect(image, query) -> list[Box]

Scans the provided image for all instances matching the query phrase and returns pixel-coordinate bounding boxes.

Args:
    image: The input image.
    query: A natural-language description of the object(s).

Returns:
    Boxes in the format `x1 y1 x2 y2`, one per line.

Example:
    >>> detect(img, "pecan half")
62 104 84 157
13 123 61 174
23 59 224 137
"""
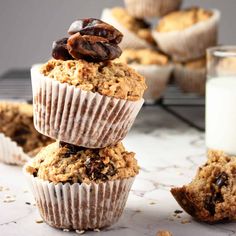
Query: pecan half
68 18 123 44
52 38 73 60
67 33 122 61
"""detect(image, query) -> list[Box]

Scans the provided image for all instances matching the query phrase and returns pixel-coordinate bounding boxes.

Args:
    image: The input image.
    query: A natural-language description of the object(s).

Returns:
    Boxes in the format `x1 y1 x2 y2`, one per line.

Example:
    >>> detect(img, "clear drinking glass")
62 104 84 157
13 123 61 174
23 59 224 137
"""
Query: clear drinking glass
206 46 236 155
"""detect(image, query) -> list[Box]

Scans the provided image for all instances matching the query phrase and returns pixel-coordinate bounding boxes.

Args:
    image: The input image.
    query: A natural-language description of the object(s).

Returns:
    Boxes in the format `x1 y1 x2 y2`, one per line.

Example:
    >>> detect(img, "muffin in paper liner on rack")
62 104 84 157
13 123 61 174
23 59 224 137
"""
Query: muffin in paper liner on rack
118 48 173 103
124 0 182 18
174 56 206 95
101 7 156 49
152 7 220 62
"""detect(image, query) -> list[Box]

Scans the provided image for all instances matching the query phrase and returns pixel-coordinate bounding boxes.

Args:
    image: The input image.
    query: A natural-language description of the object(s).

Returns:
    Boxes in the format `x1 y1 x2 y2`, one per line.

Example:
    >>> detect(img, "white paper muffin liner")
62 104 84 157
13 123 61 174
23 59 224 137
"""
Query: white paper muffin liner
152 10 221 62
130 64 173 103
174 64 206 95
23 166 135 230
101 8 152 49
124 0 182 18
0 133 30 166
31 65 144 148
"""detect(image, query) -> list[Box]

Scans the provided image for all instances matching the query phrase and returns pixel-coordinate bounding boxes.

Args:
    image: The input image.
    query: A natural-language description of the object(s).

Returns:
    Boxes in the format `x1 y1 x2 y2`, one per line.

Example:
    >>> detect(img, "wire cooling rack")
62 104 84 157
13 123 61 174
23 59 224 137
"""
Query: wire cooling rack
0 69 205 131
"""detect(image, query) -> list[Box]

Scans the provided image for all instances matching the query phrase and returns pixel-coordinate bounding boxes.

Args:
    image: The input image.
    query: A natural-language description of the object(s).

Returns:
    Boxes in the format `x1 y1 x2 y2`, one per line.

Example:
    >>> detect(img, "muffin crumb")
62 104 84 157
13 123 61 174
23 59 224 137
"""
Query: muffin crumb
40 59 146 101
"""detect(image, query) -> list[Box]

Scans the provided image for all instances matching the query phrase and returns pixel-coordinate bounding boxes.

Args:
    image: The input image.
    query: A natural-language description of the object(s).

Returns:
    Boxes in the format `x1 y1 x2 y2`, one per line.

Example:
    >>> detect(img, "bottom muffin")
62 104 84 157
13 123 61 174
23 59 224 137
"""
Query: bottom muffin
24 141 139 230
171 150 236 223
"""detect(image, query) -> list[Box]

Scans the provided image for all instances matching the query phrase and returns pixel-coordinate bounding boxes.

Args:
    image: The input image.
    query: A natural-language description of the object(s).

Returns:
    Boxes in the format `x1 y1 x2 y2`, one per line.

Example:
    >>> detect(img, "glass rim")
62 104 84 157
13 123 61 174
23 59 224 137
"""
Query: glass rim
207 45 236 58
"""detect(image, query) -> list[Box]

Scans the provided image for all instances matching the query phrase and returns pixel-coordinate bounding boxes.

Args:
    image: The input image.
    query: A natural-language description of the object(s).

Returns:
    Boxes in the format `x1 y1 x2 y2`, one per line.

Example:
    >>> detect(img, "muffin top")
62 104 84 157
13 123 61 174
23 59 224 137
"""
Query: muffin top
118 48 169 66
157 7 213 32
183 57 206 69
111 7 155 45
40 59 146 101
26 142 139 184
0 102 52 154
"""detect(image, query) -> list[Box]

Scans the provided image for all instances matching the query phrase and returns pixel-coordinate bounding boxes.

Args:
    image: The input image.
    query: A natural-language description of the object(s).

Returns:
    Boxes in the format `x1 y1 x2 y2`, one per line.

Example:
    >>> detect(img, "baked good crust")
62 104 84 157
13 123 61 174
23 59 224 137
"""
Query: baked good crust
40 59 146 101
157 7 213 32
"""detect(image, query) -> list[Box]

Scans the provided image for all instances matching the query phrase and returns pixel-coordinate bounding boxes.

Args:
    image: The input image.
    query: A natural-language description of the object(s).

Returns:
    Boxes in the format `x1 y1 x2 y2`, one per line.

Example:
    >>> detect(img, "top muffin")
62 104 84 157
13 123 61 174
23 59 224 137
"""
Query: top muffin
157 7 213 32
41 59 146 101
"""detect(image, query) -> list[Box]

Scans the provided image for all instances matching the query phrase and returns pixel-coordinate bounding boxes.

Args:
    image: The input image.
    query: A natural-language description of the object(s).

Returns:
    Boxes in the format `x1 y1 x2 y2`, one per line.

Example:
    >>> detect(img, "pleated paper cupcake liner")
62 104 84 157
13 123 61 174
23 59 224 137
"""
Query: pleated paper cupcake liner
31 65 144 148
124 0 182 18
174 64 206 95
101 8 152 49
0 133 30 166
23 166 135 231
152 10 220 62
130 64 173 103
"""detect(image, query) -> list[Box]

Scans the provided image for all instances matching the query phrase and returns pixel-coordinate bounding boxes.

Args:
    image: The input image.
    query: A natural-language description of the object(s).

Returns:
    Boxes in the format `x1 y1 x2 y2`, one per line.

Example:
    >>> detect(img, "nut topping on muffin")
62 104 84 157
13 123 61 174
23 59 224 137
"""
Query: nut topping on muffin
52 18 123 62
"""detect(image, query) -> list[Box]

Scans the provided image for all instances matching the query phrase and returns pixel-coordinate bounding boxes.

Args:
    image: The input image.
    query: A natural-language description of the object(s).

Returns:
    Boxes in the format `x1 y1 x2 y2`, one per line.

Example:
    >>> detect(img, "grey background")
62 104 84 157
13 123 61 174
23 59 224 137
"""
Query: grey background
0 0 235 75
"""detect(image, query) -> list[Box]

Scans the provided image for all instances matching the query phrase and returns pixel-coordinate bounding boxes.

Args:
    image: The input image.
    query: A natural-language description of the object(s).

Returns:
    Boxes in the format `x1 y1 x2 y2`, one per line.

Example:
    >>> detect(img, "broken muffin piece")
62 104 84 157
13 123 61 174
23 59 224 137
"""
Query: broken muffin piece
0 102 53 155
171 150 236 223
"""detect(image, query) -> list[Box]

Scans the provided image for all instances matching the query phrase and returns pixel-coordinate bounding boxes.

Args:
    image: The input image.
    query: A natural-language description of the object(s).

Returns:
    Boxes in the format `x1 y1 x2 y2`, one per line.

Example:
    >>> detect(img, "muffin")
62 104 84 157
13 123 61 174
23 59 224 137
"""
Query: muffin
101 7 155 49
124 0 182 18
24 141 139 230
118 48 173 103
0 102 52 165
32 18 146 148
153 7 220 62
174 56 206 95
171 150 236 223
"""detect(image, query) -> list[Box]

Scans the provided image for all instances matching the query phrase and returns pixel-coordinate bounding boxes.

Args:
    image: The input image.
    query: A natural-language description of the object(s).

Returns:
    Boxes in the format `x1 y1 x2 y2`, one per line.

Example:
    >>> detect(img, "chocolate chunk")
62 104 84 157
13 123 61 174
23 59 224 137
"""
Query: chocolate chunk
67 33 122 61
59 141 86 157
135 18 151 29
85 157 116 181
68 18 123 44
52 38 73 60
215 172 228 188
204 195 215 215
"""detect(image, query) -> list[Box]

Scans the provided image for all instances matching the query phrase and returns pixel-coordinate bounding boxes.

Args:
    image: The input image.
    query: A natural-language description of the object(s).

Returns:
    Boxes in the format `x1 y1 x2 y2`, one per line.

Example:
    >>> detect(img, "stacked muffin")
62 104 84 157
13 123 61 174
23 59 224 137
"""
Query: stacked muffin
24 18 146 231
102 1 221 97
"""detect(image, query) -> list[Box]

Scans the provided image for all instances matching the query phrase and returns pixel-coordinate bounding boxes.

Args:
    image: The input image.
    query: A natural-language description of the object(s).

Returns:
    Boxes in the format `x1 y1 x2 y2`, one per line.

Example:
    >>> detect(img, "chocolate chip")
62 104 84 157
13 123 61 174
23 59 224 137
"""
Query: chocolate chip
68 18 123 44
52 38 73 60
67 33 122 61
59 141 86 157
204 195 215 215
215 172 228 188
135 18 151 29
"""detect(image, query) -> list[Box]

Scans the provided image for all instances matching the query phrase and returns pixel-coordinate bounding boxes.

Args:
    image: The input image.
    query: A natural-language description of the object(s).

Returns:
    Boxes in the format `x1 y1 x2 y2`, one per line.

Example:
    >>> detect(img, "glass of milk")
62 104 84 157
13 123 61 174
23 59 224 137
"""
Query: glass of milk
206 46 236 155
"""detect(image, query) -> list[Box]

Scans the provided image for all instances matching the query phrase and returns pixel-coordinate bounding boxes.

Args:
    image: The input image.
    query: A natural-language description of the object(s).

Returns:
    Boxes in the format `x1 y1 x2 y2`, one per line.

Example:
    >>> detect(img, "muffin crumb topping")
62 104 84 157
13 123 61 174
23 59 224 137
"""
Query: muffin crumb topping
26 142 139 184
40 59 146 101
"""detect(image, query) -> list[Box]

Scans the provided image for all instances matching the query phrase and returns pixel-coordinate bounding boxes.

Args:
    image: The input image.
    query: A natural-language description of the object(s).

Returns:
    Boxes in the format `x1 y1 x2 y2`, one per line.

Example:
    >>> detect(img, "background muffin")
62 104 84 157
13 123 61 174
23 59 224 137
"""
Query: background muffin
152 7 220 62
174 56 206 95
101 7 155 49
124 0 182 18
0 102 52 165
118 48 173 103
24 141 139 230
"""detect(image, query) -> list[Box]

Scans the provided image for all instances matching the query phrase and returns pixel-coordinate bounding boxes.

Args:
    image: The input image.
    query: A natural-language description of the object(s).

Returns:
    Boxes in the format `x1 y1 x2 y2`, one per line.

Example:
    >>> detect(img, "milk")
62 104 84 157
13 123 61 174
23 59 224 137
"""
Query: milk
206 77 236 155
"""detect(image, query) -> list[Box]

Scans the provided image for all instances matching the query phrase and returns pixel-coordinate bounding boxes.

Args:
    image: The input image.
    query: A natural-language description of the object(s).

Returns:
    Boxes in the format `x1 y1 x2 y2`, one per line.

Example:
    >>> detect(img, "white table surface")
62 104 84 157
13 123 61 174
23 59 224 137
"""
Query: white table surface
0 106 235 236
